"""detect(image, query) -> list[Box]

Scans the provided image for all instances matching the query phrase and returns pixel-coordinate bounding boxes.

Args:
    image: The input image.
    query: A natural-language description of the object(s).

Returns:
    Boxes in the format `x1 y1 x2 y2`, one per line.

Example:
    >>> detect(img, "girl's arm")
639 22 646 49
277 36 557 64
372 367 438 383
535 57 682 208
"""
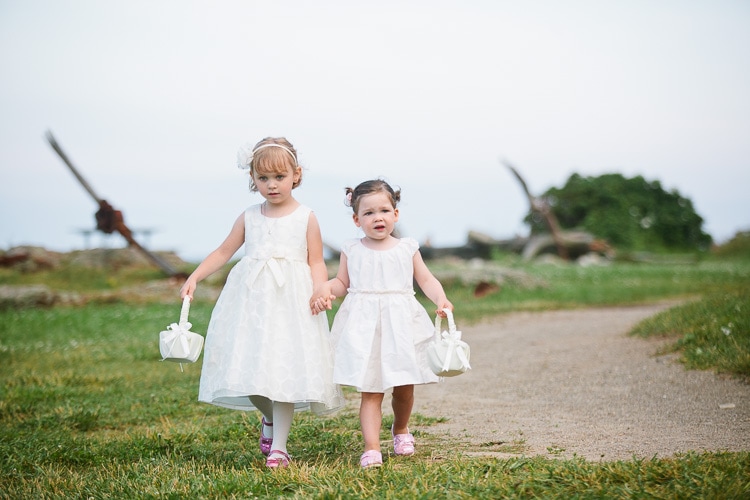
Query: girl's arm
329 252 350 297
413 250 454 316
311 252 350 314
180 213 245 299
306 212 329 288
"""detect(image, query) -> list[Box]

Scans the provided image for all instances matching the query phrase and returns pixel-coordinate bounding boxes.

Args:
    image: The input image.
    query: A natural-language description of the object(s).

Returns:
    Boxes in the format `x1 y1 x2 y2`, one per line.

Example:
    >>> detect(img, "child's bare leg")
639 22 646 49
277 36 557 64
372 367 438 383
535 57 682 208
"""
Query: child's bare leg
391 385 414 435
360 392 385 451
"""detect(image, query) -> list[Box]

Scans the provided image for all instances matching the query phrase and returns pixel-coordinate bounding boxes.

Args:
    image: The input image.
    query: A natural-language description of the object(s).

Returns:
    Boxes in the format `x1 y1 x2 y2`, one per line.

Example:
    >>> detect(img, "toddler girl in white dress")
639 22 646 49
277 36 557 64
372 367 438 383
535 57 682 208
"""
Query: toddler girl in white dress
311 179 453 468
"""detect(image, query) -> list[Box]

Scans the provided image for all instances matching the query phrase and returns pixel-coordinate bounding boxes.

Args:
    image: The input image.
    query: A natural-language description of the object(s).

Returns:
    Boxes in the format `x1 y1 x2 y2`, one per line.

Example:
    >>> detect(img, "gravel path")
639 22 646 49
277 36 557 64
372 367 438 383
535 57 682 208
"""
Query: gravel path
411 302 750 461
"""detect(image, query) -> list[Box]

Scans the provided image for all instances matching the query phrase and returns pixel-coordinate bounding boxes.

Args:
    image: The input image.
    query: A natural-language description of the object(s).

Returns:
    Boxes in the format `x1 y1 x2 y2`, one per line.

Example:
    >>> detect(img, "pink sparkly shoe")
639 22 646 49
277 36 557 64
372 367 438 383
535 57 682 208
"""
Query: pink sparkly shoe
259 417 273 456
265 450 290 469
360 450 383 468
392 426 415 456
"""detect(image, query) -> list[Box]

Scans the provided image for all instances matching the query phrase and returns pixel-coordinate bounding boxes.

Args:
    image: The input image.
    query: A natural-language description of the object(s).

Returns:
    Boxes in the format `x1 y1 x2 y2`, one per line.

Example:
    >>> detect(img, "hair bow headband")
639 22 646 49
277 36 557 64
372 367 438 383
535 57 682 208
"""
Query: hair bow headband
237 143 297 170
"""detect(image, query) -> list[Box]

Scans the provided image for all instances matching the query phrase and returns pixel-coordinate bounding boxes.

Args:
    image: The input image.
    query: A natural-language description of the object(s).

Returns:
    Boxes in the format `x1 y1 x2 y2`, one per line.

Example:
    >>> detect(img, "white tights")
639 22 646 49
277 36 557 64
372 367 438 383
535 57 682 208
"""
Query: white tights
248 396 294 455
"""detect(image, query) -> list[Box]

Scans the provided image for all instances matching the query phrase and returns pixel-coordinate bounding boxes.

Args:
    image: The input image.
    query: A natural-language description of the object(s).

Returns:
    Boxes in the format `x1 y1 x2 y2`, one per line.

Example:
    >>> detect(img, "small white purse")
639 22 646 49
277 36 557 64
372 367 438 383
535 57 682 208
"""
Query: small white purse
159 296 204 369
426 309 471 377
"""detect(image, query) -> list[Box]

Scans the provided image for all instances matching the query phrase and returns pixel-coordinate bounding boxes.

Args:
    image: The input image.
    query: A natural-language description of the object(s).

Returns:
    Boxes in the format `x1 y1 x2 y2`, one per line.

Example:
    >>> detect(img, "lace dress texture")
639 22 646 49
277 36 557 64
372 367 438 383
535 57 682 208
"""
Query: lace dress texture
198 204 344 414
330 237 439 392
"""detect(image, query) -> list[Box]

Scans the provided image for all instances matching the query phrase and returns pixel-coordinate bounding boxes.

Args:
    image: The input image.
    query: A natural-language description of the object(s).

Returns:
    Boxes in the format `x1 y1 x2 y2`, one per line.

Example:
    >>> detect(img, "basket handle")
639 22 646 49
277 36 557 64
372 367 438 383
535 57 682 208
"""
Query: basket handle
434 308 456 336
179 296 191 327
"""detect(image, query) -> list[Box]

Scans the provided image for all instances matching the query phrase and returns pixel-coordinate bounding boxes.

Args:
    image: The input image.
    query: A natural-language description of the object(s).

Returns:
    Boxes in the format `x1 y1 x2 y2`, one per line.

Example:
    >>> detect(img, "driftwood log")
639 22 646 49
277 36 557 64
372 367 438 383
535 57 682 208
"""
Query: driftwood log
45 130 182 277
437 230 602 262
502 159 569 260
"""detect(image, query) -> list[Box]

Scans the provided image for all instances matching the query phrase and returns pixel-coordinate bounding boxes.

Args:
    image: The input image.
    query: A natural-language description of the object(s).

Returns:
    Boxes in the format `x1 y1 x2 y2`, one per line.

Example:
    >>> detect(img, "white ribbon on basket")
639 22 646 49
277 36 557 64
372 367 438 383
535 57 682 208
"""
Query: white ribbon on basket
427 309 471 377
160 320 193 359
159 296 203 372
431 308 471 375
436 330 471 373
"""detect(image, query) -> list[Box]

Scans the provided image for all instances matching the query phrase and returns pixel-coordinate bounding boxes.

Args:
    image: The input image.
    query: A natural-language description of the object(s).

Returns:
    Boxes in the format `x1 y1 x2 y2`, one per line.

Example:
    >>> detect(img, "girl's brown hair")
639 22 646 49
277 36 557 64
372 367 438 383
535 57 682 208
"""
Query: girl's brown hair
345 179 401 214
248 137 301 192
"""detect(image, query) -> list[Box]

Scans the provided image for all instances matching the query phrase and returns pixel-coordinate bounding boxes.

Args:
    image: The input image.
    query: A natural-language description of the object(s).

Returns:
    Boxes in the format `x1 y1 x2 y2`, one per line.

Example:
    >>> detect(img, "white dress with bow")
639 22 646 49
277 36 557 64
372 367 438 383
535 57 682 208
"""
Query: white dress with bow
198 204 344 414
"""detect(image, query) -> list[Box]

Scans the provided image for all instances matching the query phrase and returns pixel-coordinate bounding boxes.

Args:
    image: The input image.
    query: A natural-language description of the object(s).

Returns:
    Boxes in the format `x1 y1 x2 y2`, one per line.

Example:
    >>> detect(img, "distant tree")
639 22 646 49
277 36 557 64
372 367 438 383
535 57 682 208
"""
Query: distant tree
712 230 750 259
525 173 712 251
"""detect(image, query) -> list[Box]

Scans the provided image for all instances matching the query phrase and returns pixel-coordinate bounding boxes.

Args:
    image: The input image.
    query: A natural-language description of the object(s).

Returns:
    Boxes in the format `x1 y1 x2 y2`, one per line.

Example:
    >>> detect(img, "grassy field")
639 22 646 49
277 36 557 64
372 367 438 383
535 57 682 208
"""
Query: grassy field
1 248 749 498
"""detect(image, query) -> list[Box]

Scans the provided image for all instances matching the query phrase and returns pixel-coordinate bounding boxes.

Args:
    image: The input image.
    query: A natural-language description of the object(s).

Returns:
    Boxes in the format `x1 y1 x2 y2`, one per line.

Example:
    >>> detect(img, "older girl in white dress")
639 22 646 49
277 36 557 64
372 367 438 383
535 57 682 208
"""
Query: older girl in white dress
181 137 344 469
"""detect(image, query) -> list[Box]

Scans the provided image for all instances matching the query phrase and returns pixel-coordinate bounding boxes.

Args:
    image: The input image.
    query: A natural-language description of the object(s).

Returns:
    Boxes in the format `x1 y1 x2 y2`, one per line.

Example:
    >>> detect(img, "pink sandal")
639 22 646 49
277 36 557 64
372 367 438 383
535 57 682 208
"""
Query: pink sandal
259 417 273 456
360 450 383 468
265 450 290 469
392 426 415 456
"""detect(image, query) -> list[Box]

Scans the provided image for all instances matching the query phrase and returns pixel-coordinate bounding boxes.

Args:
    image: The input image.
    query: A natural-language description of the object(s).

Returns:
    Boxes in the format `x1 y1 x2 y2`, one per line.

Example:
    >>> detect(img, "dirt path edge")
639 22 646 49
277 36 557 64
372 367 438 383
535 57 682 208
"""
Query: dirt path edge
411 303 749 461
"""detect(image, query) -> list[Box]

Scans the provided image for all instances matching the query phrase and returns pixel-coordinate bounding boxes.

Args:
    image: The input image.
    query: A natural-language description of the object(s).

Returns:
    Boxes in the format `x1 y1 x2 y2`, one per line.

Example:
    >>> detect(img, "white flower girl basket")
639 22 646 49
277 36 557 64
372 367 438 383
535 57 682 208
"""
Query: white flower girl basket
426 309 471 377
159 296 204 370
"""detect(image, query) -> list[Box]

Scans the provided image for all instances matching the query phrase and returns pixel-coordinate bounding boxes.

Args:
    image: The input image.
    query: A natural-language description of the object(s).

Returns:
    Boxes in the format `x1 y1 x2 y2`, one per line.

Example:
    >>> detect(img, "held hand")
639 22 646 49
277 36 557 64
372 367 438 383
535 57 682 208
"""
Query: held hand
309 290 321 314
310 294 336 315
311 282 335 314
309 297 321 315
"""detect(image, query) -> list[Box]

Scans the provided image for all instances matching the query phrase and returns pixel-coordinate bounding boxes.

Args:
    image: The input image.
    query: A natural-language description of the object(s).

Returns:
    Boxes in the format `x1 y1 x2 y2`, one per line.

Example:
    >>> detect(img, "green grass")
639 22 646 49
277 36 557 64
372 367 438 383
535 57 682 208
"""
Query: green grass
0 262 169 292
630 284 750 380
2 255 750 498
413 257 750 325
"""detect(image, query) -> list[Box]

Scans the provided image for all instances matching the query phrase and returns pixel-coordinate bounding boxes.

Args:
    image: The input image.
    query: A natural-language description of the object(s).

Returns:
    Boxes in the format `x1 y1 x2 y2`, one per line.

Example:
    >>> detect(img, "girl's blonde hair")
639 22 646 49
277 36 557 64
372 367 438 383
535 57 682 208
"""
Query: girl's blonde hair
345 179 401 214
243 137 302 192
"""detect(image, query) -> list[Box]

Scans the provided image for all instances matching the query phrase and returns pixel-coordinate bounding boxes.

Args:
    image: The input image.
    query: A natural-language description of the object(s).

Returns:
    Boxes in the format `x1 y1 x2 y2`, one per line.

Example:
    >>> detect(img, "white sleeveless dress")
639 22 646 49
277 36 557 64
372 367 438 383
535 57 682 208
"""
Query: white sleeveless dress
330 238 439 392
198 204 344 414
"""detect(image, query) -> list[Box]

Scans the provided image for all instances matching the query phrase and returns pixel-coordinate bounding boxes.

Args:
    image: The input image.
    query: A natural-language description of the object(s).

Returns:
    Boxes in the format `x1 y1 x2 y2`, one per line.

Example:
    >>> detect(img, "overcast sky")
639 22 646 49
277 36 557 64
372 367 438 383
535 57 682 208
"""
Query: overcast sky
1 1 748 262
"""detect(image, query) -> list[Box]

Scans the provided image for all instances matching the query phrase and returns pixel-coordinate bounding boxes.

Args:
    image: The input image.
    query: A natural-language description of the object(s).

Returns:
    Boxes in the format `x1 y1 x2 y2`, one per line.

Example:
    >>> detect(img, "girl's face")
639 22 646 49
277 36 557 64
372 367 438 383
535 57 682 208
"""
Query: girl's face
353 192 399 241
253 164 301 207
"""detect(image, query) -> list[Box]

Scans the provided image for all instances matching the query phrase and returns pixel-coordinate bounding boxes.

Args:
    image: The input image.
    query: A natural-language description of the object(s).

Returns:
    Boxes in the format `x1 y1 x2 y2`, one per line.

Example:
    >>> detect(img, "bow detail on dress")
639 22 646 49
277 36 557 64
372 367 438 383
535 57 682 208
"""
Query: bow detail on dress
247 257 286 287
245 248 308 288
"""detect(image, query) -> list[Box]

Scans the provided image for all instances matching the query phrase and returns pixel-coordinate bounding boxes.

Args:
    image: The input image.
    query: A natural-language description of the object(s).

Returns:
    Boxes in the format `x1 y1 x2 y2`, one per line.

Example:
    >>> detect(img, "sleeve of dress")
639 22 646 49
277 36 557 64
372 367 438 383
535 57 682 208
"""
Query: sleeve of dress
340 238 358 257
402 237 420 255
